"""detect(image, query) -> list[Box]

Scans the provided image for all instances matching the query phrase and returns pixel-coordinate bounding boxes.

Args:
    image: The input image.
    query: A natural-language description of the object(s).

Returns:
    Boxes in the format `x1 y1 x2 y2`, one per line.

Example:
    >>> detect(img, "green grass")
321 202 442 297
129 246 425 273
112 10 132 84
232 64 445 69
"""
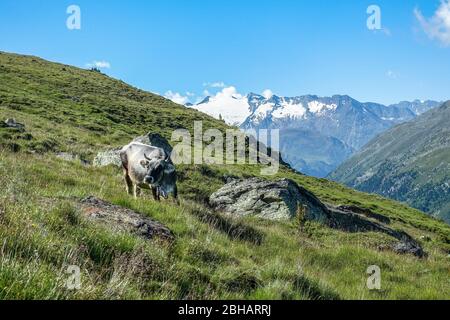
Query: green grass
0 51 449 300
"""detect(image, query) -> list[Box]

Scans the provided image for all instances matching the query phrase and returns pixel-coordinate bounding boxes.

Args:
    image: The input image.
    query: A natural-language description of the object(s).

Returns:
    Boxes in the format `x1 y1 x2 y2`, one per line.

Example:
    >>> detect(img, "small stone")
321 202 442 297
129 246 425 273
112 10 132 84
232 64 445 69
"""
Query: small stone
4 118 25 131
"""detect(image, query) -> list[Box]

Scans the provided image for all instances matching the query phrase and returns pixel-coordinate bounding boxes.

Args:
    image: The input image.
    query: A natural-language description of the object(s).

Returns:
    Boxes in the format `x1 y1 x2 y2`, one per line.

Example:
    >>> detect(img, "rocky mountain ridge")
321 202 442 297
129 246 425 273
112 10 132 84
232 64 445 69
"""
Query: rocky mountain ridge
191 93 440 177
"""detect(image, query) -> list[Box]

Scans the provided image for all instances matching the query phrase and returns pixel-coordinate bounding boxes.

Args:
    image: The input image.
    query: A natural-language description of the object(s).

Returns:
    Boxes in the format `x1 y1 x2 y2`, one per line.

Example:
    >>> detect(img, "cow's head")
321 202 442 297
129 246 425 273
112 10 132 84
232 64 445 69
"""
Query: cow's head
140 154 177 198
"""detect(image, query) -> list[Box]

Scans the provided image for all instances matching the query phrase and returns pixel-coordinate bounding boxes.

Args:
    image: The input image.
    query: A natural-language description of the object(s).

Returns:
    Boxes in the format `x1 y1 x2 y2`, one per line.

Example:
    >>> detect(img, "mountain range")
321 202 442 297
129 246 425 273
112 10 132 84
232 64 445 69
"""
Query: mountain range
329 101 450 224
191 93 440 177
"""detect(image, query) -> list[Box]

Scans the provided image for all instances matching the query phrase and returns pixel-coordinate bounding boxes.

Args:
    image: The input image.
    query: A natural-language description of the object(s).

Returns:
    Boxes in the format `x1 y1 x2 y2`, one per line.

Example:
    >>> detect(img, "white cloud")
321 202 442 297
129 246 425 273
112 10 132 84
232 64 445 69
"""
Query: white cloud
164 91 189 105
386 70 398 79
192 86 251 125
262 89 274 99
415 0 450 46
381 27 391 36
203 81 226 88
86 60 111 69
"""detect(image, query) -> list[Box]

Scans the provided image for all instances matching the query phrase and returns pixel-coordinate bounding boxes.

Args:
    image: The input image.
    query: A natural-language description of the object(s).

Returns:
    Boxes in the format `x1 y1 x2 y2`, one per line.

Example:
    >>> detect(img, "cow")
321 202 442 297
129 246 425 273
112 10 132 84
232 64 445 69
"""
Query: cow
119 142 178 201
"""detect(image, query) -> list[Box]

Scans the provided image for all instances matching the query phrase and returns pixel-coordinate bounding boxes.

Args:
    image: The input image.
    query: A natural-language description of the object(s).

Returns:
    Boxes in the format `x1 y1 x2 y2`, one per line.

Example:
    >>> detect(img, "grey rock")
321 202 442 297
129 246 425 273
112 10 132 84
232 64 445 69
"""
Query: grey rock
78 196 174 241
209 178 330 222
392 236 425 258
4 118 25 131
93 148 122 167
336 205 391 224
133 132 172 157
210 177 425 257
329 206 425 257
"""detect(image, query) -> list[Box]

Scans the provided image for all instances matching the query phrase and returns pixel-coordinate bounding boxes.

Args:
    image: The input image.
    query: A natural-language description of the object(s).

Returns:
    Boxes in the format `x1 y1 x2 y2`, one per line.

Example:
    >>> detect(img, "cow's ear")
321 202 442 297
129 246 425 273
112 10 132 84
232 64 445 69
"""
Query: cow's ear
140 160 149 168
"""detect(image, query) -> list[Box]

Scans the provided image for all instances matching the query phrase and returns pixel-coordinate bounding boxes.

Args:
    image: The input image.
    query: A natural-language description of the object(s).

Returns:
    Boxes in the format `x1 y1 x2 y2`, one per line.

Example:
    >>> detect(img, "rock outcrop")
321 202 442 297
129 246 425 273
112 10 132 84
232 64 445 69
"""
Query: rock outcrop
210 177 425 257
93 148 122 167
78 196 174 242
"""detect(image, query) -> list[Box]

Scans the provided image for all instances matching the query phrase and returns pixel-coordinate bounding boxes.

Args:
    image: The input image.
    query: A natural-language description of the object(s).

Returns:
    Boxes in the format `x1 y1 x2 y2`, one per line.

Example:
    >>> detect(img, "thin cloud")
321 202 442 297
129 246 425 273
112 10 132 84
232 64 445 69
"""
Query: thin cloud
386 70 398 79
203 81 226 88
382 27 391 36
415 0 450 46
86 60 111 69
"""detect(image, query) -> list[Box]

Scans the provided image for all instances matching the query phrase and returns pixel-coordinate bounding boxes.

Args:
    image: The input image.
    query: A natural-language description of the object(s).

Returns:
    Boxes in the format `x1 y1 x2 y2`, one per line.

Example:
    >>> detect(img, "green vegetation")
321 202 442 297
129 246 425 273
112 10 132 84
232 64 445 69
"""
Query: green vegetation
0 51 449 300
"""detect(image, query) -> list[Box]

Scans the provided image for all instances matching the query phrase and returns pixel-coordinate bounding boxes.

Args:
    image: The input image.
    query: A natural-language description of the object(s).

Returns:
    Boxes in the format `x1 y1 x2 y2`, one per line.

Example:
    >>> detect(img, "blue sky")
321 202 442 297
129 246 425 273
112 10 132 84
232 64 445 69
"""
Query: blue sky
0 0 449 105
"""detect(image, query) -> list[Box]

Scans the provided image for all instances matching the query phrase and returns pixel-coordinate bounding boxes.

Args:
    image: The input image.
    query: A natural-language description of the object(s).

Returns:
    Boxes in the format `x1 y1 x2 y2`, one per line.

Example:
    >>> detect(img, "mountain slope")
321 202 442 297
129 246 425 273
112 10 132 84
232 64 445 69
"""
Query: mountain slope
329 102 450 223
192 93 440 177
1 52 449 300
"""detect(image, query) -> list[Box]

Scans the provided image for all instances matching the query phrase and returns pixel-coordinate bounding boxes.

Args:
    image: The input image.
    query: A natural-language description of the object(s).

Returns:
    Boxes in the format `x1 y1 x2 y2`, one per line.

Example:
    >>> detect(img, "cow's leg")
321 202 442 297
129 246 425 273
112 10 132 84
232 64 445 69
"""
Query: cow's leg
134 184 141 199
124 170 133 195
173 185 178 199
172 185 180 205
151 187 160 201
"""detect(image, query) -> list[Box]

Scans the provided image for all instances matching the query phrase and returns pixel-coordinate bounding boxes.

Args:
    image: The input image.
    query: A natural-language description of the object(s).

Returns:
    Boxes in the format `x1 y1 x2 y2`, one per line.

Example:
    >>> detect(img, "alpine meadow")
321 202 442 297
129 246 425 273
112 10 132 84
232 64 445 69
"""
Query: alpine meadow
0 52 449 300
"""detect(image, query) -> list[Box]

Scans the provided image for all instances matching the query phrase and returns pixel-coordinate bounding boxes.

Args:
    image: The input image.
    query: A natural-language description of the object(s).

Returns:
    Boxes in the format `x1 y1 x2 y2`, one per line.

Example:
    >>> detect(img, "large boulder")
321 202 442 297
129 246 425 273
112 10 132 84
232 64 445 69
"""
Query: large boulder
210 177 425 257
133 133 173 156
78 196 174 242
209 178 330 222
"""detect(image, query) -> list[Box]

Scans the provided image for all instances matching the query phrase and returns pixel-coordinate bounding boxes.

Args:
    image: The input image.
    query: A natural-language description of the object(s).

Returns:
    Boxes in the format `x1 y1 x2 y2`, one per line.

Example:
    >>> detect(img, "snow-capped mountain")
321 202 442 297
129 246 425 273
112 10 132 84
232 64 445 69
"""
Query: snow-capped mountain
191 87 252 126
190 93 441 177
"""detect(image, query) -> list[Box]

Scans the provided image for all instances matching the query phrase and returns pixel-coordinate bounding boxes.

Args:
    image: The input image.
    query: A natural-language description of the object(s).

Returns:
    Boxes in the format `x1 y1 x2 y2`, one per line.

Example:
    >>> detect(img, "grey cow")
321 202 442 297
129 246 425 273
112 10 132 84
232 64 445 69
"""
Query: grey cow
120 142 178 201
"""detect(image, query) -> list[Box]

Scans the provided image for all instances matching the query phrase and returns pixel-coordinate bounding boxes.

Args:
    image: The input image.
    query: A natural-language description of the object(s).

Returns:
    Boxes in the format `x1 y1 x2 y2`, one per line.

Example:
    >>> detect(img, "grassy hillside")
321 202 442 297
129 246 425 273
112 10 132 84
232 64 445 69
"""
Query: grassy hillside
0 52 449 300
329 102 450 224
